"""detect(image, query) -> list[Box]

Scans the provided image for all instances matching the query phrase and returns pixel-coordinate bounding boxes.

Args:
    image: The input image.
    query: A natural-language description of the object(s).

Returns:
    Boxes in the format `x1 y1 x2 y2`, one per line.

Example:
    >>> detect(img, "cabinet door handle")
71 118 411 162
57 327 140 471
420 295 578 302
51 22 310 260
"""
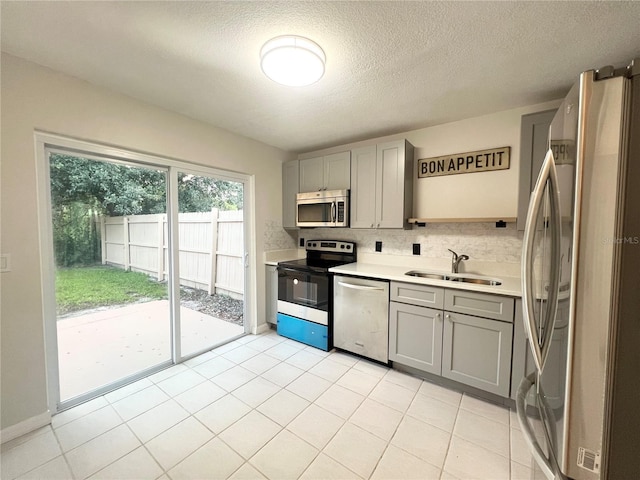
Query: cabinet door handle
370 223 374 228
445 314 452 322
376 223 380 228
436 313 442 321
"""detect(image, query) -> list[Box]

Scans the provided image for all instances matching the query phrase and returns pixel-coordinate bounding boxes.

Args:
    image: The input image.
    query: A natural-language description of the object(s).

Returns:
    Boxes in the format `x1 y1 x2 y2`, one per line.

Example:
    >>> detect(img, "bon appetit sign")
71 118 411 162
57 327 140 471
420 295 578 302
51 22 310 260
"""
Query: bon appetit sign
418 147 510 178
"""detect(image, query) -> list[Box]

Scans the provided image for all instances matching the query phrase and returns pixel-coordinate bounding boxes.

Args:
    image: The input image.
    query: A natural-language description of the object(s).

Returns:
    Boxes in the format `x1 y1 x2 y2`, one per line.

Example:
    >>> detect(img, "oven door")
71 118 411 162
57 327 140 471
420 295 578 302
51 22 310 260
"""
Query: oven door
277 267 329 325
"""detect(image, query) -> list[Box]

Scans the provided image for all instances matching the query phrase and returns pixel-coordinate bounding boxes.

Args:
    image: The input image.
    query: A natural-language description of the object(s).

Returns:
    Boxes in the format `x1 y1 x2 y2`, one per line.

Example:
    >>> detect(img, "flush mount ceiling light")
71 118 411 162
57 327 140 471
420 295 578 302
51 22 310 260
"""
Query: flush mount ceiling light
260 35 325 87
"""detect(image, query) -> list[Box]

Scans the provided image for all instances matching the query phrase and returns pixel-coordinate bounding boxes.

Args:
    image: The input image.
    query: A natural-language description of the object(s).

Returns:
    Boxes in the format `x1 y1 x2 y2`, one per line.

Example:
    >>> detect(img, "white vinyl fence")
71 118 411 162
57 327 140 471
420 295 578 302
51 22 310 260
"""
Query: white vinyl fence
101 210 244 299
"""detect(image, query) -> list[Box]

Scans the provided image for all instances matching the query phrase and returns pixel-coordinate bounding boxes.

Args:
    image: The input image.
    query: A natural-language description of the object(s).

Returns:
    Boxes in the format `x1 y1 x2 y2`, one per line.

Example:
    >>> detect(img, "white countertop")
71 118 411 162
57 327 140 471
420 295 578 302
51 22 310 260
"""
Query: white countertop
264 248 305 266
329 262 522 297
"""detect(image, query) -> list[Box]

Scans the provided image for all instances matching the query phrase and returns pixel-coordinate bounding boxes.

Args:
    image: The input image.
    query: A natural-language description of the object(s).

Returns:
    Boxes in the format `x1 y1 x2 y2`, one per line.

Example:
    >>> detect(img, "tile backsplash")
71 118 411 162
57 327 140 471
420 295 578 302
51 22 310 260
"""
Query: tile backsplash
264 220 298 251
286 223 523 265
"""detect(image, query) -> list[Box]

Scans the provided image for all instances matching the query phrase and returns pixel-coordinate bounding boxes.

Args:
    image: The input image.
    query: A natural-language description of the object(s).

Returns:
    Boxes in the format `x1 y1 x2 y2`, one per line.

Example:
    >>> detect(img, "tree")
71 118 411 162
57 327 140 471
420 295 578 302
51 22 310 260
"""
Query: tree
49 153 243 266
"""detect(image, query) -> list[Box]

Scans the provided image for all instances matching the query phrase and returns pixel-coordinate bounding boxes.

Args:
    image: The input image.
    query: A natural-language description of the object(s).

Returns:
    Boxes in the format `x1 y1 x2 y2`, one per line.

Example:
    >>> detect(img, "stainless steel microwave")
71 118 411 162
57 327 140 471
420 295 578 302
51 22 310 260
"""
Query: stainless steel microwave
296 189 349 227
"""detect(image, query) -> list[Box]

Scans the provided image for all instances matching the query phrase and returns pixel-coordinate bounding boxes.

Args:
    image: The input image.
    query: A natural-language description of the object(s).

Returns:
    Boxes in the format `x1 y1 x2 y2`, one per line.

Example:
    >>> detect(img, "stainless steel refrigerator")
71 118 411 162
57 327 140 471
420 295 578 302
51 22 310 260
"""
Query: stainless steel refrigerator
517 59 640 479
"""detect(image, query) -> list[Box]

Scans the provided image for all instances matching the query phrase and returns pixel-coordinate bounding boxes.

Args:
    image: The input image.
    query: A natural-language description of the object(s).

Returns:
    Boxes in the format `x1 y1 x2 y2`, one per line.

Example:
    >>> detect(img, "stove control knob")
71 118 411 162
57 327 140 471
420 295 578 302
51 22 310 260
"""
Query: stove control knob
346 245 351 250
340 245 345 249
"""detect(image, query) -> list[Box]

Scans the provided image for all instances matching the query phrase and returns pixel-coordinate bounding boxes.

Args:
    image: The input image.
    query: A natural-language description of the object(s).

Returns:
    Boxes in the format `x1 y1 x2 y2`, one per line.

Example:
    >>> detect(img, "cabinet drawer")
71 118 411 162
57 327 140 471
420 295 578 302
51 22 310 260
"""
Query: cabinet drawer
444 289 514 322
390 281 444 309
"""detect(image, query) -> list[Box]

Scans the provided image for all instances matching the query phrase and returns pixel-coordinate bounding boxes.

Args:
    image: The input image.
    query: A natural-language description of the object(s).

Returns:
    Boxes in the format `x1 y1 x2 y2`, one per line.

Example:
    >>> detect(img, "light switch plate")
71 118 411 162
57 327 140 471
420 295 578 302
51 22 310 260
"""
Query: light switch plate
0 254 11 272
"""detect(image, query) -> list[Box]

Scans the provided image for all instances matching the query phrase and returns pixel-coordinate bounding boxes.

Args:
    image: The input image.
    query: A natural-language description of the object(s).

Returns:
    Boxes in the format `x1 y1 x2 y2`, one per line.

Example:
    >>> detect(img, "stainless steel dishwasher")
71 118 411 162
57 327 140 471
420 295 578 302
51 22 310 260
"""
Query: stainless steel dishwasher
333 275 390 363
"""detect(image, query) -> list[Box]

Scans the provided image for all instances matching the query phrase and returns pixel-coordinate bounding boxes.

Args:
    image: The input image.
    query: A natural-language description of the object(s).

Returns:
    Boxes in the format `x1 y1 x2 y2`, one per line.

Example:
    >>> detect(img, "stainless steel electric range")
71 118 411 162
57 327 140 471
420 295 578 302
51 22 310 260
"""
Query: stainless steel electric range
276 240 356 351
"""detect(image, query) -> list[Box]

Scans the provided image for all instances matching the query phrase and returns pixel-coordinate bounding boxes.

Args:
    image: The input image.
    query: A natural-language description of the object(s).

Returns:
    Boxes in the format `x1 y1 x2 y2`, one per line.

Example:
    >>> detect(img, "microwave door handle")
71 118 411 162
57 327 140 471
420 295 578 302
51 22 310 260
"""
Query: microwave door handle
516 373 556 479
331 201 337 224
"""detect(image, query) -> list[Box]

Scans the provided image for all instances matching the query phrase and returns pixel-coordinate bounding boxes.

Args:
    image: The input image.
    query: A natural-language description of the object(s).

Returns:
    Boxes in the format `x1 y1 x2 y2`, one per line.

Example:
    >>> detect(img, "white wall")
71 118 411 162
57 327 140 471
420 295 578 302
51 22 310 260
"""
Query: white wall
299 98 561 219
0 54 292 432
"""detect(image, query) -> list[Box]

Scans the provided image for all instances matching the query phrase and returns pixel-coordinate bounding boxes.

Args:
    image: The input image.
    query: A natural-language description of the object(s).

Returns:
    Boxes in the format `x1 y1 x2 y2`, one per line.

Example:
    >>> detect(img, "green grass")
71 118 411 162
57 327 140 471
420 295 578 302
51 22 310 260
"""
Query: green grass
56 265 167 315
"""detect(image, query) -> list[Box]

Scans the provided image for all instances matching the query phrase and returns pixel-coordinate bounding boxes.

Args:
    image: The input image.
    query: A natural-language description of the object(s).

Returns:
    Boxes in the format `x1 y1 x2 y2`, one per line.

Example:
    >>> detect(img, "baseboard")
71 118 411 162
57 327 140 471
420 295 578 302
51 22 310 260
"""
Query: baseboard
254 323 271 335
1 411 52 444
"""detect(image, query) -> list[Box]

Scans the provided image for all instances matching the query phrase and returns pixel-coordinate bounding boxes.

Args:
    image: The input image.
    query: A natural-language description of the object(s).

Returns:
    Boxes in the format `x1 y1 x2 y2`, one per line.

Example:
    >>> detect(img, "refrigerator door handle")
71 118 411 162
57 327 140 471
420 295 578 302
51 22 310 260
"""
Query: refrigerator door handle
516 373 556 480
522 148 563 373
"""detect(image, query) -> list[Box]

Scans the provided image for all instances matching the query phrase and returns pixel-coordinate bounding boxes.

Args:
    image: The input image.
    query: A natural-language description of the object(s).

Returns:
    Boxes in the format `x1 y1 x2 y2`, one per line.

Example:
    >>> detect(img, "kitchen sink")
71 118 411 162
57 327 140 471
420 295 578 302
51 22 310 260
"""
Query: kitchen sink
405 270 502 286
449 277 502 286
405 271 448 280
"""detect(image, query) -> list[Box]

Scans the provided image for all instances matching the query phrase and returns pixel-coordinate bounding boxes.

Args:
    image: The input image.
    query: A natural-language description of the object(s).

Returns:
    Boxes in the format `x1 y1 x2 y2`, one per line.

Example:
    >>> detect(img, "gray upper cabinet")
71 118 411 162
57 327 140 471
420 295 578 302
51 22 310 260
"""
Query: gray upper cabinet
299 151 351 193
282 160 299 229
517 109 557 230
351 139 414 229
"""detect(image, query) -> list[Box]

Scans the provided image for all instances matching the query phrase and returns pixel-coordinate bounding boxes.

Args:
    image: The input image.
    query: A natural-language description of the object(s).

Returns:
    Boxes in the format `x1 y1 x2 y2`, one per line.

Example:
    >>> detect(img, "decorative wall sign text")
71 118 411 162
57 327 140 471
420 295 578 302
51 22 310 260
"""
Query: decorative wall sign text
418 147 511 178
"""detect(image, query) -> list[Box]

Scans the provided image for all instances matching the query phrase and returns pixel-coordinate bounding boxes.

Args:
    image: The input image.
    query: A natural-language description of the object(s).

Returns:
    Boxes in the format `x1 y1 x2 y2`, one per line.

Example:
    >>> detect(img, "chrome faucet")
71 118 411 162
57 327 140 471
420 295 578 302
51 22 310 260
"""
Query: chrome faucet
448 249 469 274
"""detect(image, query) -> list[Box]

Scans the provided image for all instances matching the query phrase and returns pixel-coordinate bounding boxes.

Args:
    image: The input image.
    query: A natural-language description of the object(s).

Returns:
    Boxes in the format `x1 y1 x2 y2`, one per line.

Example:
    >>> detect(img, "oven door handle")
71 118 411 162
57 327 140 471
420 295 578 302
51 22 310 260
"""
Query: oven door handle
338 281 385 291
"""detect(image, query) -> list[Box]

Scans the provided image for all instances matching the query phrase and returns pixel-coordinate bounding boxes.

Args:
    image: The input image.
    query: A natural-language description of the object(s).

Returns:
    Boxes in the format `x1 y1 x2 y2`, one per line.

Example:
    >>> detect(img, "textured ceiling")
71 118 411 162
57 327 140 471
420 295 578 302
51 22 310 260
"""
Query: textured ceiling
2 1 640 153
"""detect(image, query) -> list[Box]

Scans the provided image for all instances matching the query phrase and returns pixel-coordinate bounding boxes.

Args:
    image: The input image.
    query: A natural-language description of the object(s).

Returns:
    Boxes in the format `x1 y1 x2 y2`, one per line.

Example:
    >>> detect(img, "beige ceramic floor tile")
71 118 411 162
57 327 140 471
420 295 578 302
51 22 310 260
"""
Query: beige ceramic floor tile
371 445 441 480
349 398 403 441
335 368 380 396
54 405 122 452
194 394 251 434
453 408 510 457
1 430 62 480
390 416 450 469
323 423 387 479
257 389 310 426
443 435 510 480
406 393 459 432
315 384 365 419
218 411 281 459
126 399 189 443
88 446 163 480
167 438 244 480
15 455 72 480
250 430 318 480
300 453 362 480
65 424 140 480
145 417 213 470
417 380 462 407
227 462 267 479
286 404 344 449
368 380 416 413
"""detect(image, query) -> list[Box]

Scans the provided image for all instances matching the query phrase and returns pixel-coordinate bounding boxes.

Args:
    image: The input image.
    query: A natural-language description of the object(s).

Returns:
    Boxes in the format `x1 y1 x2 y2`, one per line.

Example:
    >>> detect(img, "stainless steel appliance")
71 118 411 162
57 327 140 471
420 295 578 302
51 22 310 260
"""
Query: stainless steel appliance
517 59 640 479
333 275 390 364
296 189 349 227
277 240 356 351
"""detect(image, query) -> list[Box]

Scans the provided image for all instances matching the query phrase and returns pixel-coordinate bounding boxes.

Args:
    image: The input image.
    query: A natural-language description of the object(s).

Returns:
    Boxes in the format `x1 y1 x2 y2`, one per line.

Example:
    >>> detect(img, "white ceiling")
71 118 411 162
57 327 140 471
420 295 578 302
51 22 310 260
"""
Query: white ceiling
2 1 640 153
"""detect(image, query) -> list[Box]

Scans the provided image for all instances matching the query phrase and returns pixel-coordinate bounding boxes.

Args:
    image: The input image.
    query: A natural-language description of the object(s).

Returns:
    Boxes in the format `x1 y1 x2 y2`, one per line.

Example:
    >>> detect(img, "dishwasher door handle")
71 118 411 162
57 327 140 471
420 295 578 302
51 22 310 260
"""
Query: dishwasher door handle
338 281 386 291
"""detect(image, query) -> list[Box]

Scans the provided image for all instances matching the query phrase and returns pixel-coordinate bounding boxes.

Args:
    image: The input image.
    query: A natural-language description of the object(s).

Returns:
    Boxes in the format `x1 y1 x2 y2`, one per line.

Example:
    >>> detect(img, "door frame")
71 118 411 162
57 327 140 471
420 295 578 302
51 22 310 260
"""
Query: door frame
34 131 256 413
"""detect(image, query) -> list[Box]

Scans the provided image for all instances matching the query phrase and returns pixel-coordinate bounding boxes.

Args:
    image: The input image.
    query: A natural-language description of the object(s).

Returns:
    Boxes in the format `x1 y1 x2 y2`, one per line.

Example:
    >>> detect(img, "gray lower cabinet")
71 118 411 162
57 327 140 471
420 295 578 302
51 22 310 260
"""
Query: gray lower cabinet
265 265 278 325
441 310 513 397
389 302 443 375
390 281 515 398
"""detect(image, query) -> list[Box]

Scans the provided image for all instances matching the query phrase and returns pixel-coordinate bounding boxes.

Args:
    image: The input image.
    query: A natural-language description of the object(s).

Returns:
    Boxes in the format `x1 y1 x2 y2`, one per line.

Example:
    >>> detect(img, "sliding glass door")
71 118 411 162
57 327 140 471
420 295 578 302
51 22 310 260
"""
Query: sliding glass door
49 152 172 403
40 138 251 411
176 171 246 358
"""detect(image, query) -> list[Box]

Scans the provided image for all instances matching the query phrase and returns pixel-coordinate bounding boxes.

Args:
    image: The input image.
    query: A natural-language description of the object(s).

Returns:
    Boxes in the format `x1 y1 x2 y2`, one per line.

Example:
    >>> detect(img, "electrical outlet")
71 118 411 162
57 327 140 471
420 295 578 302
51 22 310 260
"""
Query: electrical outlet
375 241 382 252
413 243 421 255
299 238 305 247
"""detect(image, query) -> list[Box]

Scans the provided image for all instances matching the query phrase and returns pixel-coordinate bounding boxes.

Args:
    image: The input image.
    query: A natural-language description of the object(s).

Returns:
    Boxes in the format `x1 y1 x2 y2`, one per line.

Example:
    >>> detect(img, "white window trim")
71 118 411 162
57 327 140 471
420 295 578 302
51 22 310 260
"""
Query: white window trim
34 131 257 413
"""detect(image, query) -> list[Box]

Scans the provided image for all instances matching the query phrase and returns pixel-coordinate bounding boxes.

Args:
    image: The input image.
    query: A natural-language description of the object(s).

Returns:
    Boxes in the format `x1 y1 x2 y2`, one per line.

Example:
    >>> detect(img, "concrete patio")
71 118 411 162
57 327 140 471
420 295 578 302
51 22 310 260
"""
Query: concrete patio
57 300 244 400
